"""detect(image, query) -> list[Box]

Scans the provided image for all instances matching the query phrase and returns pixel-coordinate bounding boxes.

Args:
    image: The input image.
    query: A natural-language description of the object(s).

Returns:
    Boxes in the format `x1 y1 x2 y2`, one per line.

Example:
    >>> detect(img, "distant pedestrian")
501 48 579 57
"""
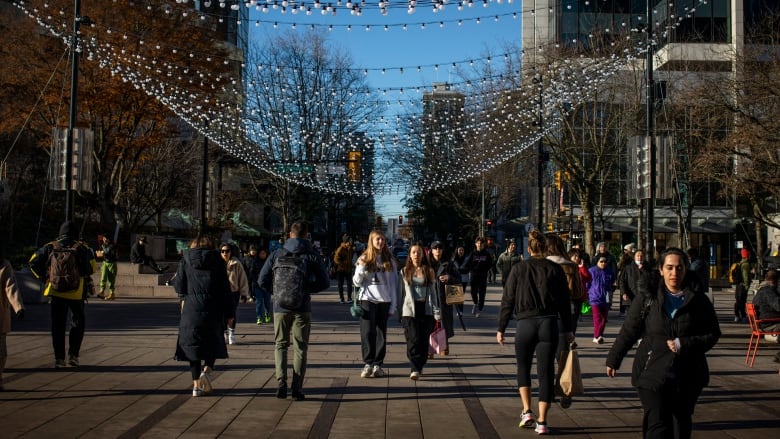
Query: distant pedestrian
752 270 780 342
568 248 591 338
607 247 721 439
259 221 330 401
497 240 522 288
497 230 573 435
220 243 249 345
97 236 118 300
451 246 470 314
131 236 166 273
255 249 272 324
428 240 460 351
686 248 710 294
619 250 652 316
243 246 264 324
399 244 440 380
733 248 754 323
173 235 231 397
468 237 493 318
0 255 25 390
29 220 94 368
588 255 614 344
353 229 399 379
333 236 355 304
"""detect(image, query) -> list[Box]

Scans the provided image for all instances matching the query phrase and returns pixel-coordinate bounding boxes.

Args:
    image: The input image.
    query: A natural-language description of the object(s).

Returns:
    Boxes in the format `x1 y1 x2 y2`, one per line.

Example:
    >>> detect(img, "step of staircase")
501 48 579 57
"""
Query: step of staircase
92 262 177 298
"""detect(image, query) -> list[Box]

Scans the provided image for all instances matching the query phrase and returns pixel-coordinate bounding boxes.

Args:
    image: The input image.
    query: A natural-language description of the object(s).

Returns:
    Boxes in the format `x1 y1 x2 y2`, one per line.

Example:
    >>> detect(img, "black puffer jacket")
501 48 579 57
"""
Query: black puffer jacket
498 256 572 333
606 271 720 391
174 247 231 362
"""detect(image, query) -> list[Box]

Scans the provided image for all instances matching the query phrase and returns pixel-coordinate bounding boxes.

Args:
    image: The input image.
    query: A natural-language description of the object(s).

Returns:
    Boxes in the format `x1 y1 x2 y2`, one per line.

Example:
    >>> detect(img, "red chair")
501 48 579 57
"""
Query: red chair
745 303 780 368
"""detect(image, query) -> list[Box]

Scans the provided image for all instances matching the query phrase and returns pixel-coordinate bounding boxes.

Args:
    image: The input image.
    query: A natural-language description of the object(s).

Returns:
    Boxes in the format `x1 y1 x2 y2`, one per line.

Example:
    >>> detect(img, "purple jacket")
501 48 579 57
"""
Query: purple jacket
587 266 614 306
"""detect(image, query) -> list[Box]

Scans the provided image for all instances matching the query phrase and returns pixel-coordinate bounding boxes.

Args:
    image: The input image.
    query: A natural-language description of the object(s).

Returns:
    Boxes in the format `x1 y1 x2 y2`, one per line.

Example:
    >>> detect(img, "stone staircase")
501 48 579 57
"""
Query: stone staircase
91 262 177 299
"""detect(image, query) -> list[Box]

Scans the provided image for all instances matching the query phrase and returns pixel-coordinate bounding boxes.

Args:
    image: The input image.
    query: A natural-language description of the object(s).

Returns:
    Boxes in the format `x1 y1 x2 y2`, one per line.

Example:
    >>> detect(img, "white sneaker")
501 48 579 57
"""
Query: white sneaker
371 365 385 378
593 338 600 344
410 371 420 380
597 336 604 344
360 364 372 378
471 305 477 315
228 329 236 345
475 311 480 318
192 387 202 397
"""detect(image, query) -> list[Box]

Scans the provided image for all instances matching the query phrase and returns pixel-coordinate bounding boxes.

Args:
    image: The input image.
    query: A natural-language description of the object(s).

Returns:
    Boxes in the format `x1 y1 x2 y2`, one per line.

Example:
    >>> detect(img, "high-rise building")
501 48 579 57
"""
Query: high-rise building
520 0 780 267
422 82 466 164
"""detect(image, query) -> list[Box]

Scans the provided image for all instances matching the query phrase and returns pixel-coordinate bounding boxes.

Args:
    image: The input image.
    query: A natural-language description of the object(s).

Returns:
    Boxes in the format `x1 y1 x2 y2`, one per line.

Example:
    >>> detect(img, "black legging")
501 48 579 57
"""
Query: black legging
189 358 215 380
514 316 559 403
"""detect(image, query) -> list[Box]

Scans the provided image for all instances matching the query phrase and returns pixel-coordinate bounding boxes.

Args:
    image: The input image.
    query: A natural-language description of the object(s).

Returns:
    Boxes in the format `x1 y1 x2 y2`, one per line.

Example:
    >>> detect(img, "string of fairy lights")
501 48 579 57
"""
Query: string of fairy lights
12 0 709 196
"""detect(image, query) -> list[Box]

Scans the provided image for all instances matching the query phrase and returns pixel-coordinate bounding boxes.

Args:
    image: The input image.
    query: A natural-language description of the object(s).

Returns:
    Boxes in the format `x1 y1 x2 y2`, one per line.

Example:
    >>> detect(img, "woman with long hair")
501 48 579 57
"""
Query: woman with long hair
219 243 250 345
353 230 399 379
174 235 231 397
607 248 720 439
497 230 573 435
429 241 461 352
398 244 439 380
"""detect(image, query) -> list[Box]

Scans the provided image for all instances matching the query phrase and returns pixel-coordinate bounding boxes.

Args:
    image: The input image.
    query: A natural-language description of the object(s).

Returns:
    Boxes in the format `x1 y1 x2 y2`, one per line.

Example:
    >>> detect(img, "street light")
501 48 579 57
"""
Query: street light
641 4 656 257
534 74 545 231
64 0 92 221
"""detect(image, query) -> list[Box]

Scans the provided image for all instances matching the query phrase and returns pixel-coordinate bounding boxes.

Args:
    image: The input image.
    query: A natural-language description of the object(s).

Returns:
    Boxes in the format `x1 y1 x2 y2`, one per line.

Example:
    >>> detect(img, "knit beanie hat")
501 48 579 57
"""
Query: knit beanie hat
741 248 750 259
58 220 74 238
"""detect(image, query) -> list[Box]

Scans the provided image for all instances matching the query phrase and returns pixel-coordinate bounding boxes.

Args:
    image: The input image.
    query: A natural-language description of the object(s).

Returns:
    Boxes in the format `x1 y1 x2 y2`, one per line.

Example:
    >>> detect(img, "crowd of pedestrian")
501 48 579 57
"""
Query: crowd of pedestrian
9 217 767 437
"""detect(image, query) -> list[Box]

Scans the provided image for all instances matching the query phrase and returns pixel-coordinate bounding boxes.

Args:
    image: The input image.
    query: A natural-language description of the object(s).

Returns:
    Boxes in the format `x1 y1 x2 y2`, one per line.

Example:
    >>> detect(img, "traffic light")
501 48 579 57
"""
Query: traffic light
398 215 403 225
547 222 554 232
554 171 562 190
347 151 361 182
486 219 493 228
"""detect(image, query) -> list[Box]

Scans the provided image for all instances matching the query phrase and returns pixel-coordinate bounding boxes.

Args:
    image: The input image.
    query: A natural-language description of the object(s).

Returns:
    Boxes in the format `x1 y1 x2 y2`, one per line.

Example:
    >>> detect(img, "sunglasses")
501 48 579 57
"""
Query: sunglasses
220 249 230 254
598 260 607 264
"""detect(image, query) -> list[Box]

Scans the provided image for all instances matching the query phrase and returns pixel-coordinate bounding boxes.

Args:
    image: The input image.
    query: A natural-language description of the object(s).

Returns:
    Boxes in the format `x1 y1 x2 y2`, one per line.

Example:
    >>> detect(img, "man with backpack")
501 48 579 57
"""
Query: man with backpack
258 221 330 401
732 248 754 323
29 221 95 368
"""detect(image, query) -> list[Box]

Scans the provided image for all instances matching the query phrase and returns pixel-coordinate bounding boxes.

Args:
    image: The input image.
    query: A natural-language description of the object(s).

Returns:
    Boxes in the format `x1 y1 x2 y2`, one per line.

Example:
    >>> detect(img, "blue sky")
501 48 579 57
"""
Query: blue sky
248 2 522 218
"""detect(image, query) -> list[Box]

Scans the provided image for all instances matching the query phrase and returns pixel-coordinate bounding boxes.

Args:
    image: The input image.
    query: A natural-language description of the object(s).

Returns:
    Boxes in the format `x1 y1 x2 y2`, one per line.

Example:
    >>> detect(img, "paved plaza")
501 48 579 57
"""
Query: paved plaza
1 283 778 438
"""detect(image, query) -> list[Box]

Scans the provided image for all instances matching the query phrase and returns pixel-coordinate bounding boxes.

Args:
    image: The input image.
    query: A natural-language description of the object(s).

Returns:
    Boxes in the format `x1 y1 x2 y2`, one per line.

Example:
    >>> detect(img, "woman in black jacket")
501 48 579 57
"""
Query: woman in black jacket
174 235 232 397
428 241 462 351
606 247 721 439
497 230 573 435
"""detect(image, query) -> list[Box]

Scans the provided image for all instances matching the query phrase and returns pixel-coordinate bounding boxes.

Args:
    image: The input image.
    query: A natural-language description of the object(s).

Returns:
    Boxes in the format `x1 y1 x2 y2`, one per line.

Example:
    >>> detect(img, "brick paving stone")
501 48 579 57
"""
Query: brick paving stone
0 284 778 438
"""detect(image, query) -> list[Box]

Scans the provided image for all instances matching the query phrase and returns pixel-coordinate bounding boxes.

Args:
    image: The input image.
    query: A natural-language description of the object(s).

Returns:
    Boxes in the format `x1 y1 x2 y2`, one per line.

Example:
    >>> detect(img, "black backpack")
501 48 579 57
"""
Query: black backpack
272 249 310 310
47 242 82 292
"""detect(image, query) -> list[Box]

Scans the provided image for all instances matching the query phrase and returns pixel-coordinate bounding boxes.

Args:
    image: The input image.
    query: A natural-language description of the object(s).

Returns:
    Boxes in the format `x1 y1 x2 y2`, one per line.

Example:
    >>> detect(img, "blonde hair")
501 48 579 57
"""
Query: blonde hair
360 229 394 273
190 235 213 249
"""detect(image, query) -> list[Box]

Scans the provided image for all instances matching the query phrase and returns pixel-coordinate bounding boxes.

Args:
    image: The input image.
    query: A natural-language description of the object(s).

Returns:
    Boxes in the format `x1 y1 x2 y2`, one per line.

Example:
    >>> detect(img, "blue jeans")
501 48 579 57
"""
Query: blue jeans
255 286 271 318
